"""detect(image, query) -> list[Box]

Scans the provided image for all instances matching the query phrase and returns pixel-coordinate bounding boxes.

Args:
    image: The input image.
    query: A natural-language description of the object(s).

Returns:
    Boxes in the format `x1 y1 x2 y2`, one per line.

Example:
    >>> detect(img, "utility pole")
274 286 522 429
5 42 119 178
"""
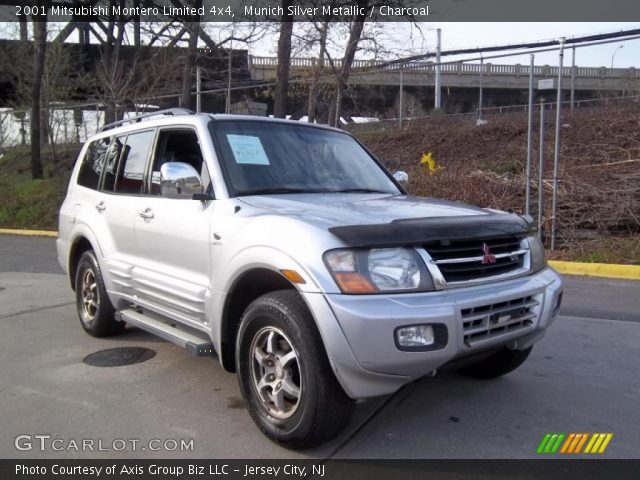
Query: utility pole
551 37 565 251
196 67 202 113
434 28 442 110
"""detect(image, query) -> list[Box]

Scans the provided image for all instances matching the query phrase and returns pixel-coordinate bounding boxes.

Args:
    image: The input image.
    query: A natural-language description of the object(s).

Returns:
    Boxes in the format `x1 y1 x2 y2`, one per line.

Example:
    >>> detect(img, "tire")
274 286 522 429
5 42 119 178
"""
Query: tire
457 346 533 379
236 290 353 449
74 250 124 337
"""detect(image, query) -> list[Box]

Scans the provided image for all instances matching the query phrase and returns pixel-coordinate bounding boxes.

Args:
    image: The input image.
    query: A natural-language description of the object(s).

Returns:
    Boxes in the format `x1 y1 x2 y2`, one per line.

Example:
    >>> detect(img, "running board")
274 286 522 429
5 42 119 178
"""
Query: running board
116 309 215 356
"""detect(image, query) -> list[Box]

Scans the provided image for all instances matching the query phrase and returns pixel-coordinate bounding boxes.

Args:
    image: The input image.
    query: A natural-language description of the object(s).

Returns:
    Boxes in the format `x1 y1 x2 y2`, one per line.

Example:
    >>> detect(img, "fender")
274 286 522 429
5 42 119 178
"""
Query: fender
210 245 325 368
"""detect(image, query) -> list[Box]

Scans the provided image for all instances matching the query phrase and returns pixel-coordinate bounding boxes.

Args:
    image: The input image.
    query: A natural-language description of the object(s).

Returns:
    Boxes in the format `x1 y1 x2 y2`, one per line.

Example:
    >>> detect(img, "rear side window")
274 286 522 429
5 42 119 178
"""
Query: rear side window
102 136 125 192
77 138 111 190
102 130 155 194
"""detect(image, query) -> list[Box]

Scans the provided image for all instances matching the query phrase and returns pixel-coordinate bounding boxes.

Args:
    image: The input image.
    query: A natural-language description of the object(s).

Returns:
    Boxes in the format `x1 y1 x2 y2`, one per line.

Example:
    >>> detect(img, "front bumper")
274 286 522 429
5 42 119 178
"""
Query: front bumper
304 266 563 399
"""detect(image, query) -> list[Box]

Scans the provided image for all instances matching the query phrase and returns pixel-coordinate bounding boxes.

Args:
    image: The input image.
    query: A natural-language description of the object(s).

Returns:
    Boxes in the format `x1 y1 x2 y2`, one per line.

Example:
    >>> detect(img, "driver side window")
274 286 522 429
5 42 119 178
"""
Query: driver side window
149 129 211 196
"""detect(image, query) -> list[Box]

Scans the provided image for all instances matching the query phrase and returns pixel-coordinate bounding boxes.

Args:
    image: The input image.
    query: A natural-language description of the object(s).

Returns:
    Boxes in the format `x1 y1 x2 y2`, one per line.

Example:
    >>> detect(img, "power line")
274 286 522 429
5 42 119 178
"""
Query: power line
372 28 640 71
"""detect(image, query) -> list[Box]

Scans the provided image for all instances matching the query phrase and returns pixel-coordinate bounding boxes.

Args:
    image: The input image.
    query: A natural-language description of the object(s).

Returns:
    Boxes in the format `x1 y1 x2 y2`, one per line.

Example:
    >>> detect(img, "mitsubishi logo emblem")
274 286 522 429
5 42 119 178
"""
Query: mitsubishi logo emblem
482 243 497 264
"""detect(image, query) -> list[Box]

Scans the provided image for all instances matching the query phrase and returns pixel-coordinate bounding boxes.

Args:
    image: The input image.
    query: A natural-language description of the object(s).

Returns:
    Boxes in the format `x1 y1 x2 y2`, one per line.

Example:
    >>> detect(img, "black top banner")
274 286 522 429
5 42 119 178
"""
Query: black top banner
1 0 640 22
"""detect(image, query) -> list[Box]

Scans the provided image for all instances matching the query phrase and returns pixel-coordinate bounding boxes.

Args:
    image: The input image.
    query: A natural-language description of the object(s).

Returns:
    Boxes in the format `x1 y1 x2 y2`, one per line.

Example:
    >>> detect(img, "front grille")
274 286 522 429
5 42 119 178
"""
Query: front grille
425 236 526 283
461 295 538 347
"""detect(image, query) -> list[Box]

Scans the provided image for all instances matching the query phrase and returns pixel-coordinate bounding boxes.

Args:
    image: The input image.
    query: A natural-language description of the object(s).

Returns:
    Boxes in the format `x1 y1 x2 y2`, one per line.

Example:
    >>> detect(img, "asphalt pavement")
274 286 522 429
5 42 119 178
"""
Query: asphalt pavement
1 234 638 460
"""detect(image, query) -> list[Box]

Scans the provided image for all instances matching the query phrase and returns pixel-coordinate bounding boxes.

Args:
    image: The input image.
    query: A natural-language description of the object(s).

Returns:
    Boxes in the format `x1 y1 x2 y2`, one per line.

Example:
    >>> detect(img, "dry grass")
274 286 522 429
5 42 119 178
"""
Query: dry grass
356 104 640 263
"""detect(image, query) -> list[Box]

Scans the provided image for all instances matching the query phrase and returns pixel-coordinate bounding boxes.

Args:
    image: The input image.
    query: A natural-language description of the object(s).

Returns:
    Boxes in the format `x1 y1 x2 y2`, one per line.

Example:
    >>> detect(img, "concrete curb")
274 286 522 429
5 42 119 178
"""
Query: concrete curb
0 228 58 238
0 229 638 280
549 260 640 281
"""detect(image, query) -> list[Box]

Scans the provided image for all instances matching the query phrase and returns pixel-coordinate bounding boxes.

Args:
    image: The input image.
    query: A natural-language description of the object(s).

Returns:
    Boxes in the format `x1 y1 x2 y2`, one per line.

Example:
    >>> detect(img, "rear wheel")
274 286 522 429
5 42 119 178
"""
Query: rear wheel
74 250 124 337
457 346 533 379
236 290 353 449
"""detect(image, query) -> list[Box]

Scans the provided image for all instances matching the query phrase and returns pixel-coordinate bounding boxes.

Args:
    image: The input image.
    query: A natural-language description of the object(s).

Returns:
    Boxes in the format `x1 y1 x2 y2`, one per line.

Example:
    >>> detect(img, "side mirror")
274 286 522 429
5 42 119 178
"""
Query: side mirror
393 170 409 185
160 162 203 199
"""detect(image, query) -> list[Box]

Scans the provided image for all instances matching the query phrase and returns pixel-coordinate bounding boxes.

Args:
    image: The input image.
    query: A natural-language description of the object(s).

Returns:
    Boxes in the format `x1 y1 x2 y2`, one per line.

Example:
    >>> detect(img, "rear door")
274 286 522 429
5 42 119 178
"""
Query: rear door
98 129 156 298
131 127 213 330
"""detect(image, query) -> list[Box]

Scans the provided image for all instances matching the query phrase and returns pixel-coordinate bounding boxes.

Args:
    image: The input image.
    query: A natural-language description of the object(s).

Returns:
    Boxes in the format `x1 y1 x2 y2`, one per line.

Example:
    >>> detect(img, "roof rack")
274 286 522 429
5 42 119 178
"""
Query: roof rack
98 108 195 133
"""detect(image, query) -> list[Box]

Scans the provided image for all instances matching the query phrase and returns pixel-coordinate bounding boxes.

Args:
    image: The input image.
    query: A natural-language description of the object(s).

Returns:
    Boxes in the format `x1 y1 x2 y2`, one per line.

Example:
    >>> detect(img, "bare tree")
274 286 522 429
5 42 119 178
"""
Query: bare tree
306 20 329 122
289 6 426 125
93 42 183 119
30 15 47 179
141 19 267 112
180 1 202 110
274 0 294 118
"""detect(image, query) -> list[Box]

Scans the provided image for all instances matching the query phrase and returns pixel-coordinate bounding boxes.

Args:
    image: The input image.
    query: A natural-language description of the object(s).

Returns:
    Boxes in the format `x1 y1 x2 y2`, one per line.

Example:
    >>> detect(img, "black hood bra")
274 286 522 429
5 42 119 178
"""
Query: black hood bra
329 213 534 248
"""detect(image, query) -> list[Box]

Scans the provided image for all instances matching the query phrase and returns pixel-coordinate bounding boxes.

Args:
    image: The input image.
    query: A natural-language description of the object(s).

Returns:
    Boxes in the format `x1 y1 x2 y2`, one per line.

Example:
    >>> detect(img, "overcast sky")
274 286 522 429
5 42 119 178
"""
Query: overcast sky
250 22 640 69
3 21 639 69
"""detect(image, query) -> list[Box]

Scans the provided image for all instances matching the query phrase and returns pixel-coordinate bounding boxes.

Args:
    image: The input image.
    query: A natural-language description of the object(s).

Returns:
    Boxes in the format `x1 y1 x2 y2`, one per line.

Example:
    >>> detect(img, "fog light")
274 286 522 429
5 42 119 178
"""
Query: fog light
396 325 435 348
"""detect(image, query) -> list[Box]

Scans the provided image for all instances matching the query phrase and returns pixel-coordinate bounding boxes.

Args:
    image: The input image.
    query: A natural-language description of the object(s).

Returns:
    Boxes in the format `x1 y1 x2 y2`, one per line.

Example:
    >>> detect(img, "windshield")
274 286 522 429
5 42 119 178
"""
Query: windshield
210 121 400 197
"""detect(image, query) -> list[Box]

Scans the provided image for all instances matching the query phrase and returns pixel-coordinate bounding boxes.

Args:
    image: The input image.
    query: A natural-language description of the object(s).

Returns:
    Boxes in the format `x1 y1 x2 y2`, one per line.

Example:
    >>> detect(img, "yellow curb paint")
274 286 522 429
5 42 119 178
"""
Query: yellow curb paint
0 228 637 281
549 260 640 281
0 228 58 238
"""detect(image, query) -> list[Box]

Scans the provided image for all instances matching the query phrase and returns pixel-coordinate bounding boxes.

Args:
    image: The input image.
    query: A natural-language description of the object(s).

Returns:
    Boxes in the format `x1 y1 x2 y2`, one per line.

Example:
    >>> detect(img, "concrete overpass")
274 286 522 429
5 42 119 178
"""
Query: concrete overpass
249 56 640 92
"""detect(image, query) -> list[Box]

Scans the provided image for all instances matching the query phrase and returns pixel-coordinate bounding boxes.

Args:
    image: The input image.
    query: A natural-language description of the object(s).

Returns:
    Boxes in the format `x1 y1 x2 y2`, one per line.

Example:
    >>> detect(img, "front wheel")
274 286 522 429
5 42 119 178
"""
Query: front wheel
236 290 353 449
457 346 533 379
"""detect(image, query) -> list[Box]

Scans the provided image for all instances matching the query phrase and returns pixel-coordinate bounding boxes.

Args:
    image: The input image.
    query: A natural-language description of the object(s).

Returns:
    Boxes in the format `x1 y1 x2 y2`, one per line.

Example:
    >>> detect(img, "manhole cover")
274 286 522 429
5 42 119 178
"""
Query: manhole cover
83 347 156 367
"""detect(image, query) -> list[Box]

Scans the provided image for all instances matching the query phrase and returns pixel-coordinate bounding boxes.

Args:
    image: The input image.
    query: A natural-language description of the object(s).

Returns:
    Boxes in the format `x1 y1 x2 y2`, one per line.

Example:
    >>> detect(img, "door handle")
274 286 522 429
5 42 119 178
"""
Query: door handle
95 201 106 212
138 208 154 220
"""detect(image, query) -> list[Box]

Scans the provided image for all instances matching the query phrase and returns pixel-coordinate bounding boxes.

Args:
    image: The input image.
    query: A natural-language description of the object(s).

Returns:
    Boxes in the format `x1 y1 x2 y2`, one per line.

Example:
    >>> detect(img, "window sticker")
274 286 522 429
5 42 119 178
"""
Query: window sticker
226 134 270 165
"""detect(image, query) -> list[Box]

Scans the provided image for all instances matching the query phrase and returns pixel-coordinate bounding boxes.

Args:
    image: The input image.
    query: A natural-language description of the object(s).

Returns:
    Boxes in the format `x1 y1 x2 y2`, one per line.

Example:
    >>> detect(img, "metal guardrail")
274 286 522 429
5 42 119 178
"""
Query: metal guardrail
249 56 640 79
345 94 640 128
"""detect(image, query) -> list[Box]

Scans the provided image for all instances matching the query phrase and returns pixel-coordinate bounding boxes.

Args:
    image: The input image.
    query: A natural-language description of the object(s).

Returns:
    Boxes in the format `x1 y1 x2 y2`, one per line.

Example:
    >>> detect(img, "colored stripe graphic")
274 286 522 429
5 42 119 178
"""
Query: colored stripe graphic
598 434 613 453
537 434 552 454
540 433 613 454
585 433 614 454
550 433 565 453
537 433 565 454
560 433 575 453
574 433 589 453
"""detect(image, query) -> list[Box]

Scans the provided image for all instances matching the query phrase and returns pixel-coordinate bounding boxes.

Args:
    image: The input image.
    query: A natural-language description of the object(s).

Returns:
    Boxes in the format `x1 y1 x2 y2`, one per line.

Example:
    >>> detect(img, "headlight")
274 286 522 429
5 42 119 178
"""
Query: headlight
527 235 547 273
324 248 434 294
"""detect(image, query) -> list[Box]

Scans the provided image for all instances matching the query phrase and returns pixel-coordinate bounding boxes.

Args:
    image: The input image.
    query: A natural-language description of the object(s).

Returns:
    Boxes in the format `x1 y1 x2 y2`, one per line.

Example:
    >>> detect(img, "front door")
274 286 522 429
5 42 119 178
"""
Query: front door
132 127 213 329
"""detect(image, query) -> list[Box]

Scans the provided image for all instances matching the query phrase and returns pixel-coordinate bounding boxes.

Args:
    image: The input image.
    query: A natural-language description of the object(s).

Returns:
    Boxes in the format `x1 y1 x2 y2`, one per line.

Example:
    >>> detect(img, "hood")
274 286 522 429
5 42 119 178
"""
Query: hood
238 193 489 230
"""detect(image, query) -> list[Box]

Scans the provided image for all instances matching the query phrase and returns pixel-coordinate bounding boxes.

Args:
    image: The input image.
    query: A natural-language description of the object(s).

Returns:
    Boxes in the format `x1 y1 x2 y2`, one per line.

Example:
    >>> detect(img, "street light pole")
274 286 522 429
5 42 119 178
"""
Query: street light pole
525 53 535 216
611 45 624 69
551 37 565 251
570 46 576 111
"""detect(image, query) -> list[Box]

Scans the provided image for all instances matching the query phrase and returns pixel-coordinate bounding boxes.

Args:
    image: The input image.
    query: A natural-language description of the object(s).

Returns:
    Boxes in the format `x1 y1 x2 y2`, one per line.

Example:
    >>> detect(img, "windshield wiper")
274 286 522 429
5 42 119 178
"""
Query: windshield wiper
238 187 331 196
328 188 392 194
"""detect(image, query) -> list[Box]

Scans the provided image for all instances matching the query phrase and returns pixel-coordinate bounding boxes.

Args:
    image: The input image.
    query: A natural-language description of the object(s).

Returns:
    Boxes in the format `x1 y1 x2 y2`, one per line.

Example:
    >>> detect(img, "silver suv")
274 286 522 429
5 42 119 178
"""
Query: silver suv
57 109 563 449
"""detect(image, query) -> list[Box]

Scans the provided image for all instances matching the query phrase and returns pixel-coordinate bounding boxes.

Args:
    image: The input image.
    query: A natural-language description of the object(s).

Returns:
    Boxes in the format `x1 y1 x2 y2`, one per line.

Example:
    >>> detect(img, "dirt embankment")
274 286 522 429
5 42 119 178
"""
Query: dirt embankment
355 105 640 260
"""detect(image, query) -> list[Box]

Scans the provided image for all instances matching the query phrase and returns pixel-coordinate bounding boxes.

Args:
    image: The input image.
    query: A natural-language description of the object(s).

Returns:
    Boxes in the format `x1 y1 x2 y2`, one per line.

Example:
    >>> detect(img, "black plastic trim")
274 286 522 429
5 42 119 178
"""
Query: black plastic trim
329 213 534 248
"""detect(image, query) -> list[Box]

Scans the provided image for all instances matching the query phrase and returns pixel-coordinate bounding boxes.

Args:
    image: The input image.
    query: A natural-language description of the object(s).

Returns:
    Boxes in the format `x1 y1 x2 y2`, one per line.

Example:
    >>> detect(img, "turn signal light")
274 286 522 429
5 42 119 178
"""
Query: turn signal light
280 269 306 284
334 273 377 294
